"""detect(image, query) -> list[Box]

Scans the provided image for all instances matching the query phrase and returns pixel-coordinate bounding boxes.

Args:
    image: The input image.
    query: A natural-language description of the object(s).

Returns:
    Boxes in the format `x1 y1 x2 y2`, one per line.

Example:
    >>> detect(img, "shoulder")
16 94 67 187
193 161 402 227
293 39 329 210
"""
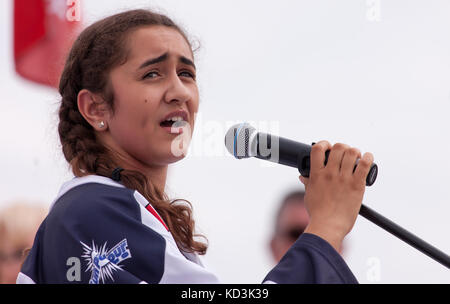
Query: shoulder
43 177 158 247
49 181 140 224
19 177 168 284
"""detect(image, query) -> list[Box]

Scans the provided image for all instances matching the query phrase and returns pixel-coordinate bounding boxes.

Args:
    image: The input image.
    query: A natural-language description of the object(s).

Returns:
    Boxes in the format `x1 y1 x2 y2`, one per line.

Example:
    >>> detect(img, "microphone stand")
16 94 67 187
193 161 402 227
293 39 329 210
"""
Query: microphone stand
296 147 450 269
359 204 450 269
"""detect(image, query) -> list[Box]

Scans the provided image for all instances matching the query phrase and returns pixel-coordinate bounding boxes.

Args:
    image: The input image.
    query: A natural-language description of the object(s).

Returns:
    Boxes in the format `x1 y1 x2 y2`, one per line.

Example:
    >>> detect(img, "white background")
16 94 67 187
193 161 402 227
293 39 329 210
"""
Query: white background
1 0 449 283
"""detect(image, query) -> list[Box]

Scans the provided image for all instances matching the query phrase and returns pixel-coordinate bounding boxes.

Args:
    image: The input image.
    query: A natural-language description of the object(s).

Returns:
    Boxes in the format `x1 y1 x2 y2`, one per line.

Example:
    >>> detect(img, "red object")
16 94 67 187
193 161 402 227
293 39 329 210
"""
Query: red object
145 204 170 231
14 0 81 88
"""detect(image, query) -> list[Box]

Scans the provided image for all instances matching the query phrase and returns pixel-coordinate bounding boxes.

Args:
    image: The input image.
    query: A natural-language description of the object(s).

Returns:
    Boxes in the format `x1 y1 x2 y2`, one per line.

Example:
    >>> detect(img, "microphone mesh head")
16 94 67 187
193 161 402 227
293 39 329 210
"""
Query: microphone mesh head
224 123 257 159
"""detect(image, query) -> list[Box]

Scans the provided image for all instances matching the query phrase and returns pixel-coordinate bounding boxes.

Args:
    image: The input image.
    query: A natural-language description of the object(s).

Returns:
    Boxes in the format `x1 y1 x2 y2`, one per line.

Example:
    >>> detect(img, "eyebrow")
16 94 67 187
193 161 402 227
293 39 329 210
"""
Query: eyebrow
138 52 196 70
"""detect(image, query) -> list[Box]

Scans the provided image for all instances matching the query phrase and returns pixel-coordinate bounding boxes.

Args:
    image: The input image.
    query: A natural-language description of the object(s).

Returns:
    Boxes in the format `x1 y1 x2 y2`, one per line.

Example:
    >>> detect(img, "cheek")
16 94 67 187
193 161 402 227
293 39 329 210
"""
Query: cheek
110 98 160 151
116 105 147 133
113 88 160 129
189 91 200 128
191 89 200 112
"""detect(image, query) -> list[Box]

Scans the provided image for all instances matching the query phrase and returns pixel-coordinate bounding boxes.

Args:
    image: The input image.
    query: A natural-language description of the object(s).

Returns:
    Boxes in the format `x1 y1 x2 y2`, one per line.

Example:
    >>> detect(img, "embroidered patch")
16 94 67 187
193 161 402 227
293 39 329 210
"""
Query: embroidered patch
80 238 131 284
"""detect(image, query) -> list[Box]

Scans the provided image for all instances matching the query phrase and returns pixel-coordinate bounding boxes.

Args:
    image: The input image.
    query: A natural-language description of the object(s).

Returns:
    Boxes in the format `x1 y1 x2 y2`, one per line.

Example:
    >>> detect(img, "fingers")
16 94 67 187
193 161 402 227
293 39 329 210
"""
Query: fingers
299 175 309 185
310 140 332 172
340 147 361 177
326 143 350 172
311 140 373 186
353 152 374 185
299 175 309 191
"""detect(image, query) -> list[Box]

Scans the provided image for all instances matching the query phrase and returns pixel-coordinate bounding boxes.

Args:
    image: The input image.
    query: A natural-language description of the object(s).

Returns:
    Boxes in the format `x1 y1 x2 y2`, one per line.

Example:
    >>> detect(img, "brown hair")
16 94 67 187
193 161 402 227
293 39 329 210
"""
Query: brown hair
57 9 207 254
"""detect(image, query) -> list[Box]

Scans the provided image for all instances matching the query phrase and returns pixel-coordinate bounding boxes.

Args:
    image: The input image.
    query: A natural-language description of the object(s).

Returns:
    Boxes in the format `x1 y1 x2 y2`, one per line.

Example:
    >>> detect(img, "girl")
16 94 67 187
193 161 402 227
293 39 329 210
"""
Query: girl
17 9 374 284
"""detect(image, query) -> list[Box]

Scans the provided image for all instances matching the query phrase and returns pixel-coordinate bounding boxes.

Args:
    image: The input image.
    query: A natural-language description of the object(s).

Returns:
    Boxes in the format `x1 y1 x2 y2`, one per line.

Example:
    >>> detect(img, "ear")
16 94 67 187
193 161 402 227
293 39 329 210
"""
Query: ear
77 89 111 131
269 237 279 262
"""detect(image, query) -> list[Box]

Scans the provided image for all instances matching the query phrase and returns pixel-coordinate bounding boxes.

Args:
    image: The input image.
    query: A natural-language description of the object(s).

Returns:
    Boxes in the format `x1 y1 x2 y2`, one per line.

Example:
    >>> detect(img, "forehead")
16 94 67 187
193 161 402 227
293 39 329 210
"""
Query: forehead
125 25 193 64
278 200 309 227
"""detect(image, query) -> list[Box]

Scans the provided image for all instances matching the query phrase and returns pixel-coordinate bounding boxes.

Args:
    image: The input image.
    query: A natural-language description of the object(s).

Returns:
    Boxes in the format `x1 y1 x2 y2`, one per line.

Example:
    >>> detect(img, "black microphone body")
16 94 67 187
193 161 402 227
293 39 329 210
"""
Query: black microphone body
253 132 378 186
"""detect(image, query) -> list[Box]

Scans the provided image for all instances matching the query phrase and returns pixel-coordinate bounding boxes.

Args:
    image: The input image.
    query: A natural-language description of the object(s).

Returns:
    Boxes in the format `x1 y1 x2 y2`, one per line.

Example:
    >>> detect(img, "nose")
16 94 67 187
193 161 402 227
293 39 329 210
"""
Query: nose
163 73 191 105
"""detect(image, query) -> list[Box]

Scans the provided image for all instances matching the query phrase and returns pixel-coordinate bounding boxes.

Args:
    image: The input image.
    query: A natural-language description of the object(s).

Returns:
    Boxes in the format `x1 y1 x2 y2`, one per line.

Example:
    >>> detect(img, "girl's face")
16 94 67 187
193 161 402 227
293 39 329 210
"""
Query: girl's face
103 25 199 168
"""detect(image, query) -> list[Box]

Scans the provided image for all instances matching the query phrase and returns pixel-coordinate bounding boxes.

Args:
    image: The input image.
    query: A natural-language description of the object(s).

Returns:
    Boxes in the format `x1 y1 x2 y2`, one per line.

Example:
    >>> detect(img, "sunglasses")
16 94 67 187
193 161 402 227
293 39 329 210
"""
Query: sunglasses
278 227 306 240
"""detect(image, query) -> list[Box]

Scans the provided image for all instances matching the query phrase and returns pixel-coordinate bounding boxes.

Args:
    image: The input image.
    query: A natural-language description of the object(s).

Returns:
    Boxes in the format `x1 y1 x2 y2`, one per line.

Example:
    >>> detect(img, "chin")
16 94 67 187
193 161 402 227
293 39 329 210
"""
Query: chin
166 153 187 164
168 136 190 160
153 146 189 166
148 136 191 165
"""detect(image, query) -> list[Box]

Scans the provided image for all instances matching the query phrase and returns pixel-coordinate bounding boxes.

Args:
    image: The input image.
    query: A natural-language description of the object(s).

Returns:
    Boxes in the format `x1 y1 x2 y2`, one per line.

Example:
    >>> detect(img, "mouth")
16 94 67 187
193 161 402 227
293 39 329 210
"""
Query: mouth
159 110 189 134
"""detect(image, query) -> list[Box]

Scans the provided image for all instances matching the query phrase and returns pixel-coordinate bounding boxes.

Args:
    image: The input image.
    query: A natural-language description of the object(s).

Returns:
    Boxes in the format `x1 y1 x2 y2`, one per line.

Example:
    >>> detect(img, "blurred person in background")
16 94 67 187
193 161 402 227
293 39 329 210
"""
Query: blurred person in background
0 202 47 284
269 190 346 264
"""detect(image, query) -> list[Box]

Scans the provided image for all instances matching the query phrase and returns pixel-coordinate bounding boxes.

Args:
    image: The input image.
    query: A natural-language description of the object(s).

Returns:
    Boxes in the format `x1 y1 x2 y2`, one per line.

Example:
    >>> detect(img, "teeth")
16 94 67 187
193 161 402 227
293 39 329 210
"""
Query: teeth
166 116 184 122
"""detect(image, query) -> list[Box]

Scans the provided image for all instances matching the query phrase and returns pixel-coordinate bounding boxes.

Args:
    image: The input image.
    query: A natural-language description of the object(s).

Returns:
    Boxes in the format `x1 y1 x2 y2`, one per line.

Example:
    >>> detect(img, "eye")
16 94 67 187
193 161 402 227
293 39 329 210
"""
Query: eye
143 71 159 79
179 70 196 79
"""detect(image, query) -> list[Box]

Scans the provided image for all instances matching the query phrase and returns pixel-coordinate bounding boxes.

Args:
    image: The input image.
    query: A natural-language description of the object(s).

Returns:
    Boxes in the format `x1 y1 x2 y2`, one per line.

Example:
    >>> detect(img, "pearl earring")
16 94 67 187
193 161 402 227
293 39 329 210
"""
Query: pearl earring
99 121 105 128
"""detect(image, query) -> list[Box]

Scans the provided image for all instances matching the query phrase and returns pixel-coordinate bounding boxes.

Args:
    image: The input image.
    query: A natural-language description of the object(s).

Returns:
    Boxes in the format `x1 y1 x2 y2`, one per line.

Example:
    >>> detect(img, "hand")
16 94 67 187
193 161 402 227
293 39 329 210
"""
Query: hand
299 140 374 252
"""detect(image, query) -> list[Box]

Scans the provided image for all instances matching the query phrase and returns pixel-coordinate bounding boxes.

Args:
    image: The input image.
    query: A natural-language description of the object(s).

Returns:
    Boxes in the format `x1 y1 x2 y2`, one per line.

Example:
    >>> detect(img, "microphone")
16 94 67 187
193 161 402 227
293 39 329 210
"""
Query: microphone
224 122 378 186
224 122 450 268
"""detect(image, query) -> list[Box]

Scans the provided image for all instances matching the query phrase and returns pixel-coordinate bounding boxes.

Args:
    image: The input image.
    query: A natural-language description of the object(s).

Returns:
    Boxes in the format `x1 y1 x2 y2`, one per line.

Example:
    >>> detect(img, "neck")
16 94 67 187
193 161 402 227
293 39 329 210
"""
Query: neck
118 158 168 193
119 158 168 193
142 164 168 192
99 137 168 192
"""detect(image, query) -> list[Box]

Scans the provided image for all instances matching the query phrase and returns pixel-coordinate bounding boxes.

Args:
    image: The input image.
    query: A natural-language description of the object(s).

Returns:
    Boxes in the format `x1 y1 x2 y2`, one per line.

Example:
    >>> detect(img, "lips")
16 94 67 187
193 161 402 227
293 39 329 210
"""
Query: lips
160 110 189 125
159 110 189 134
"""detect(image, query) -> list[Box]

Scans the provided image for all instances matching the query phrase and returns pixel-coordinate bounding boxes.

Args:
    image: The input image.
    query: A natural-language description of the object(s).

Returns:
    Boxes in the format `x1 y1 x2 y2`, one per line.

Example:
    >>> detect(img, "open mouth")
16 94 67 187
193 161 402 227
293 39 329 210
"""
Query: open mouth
159 116 188 134
160 116 186 127
160 120 176 127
